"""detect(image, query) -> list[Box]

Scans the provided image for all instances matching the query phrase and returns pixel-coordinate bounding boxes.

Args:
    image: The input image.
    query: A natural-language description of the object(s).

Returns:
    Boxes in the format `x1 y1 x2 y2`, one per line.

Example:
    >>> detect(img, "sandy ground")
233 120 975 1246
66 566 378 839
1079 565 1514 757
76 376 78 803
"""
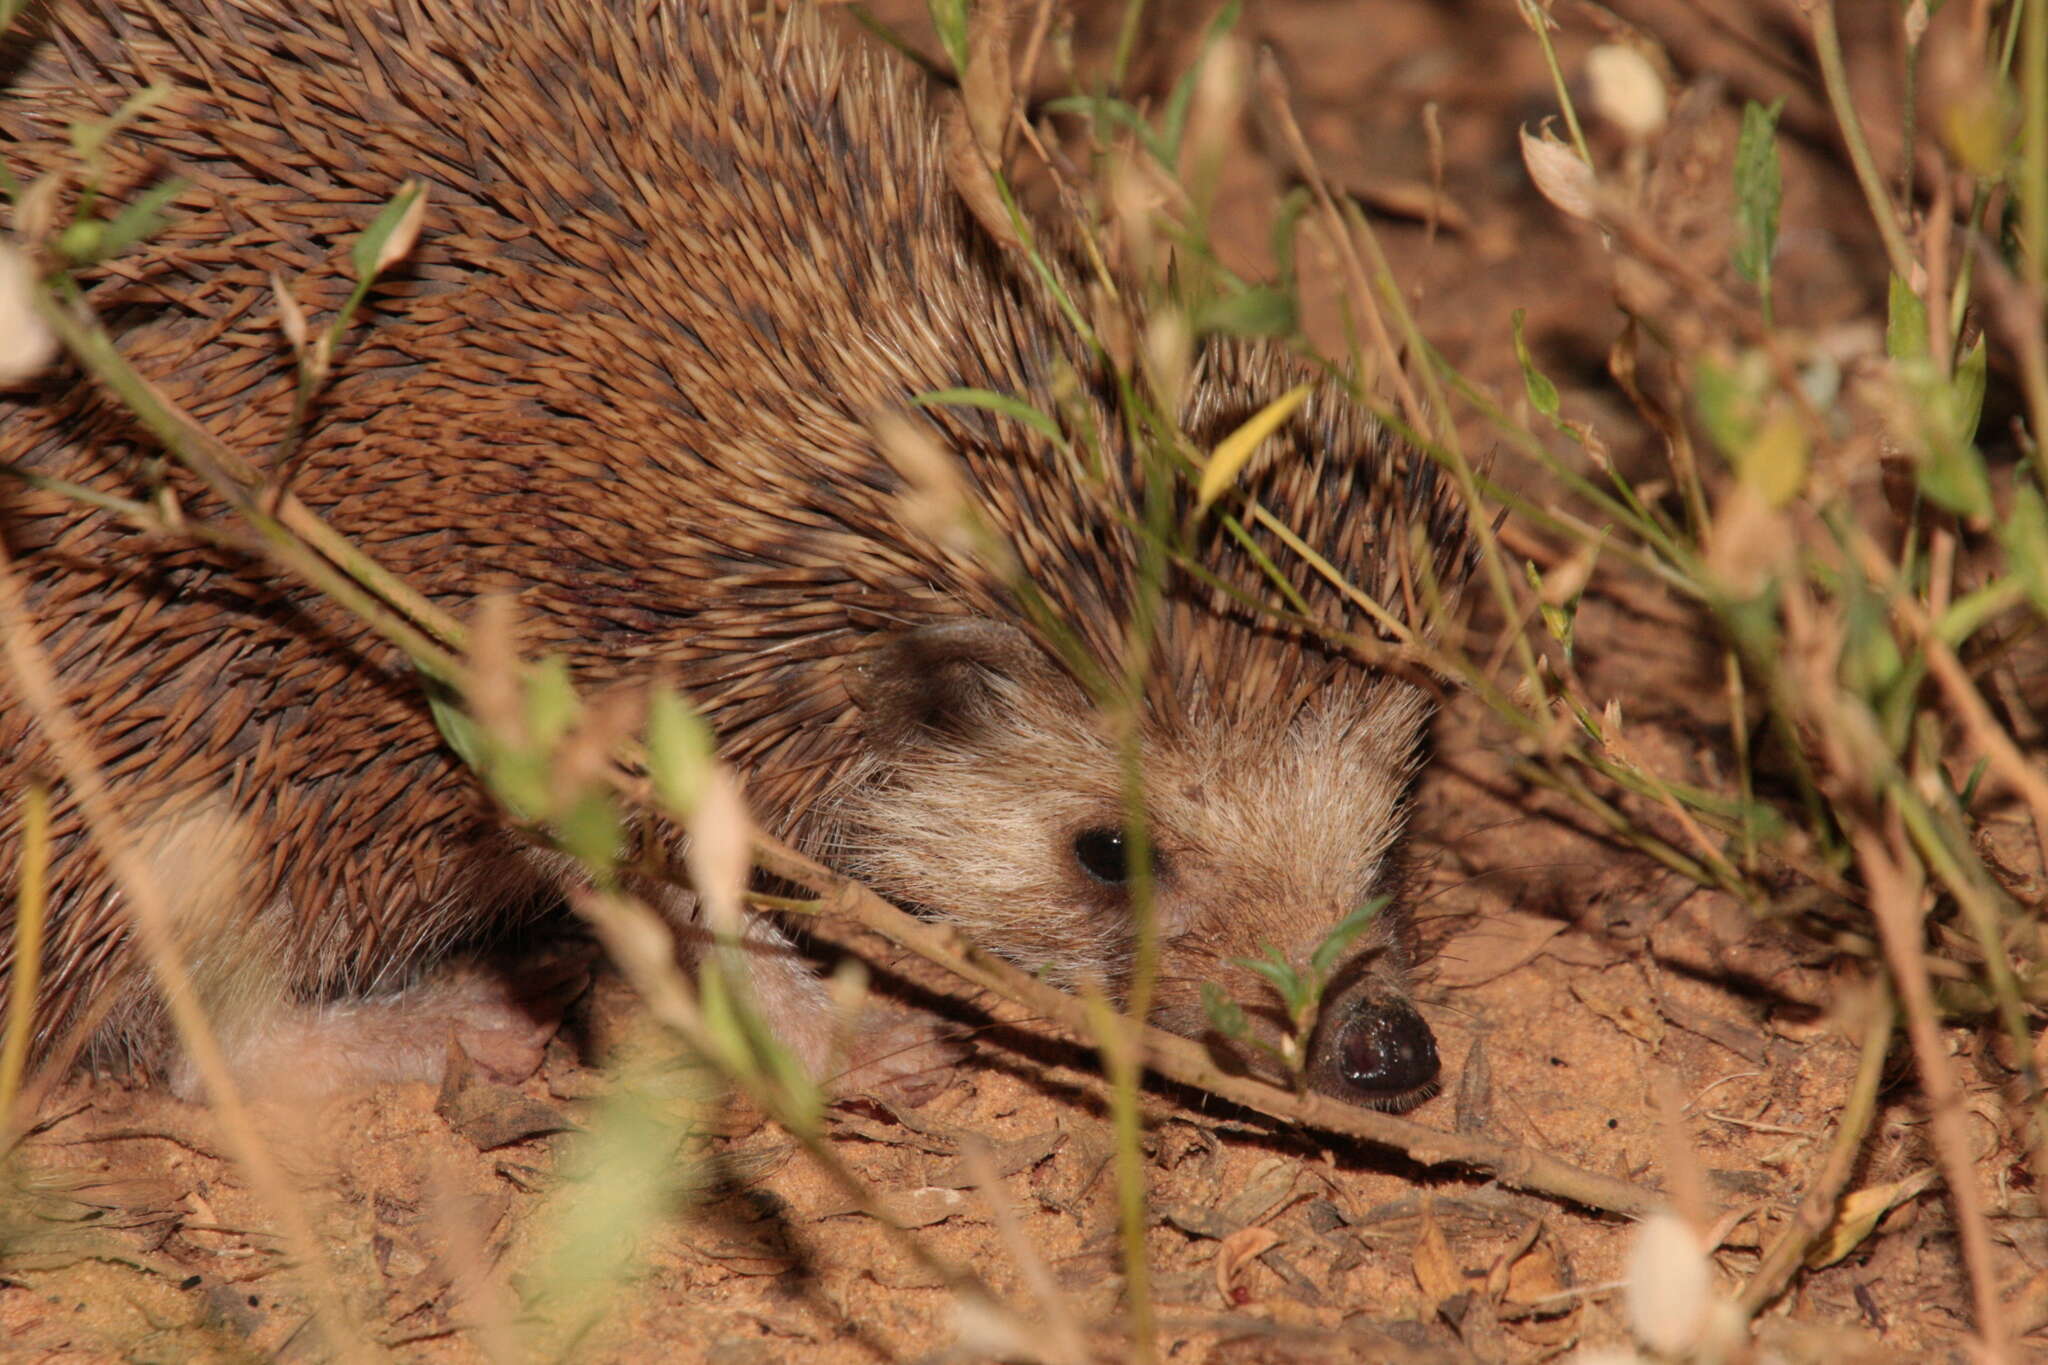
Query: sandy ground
1 1 2036 1361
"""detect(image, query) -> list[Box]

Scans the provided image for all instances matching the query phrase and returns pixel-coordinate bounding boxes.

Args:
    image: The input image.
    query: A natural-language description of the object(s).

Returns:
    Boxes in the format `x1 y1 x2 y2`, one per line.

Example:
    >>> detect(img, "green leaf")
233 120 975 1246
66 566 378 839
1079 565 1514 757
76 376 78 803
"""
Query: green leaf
523 656 580 750
558 790 623 879
1523 559 1580 655
69 83 171 163
1921 445 1992 522
1234 949 1309 1017
1893 352 1993 519
2000 485 2048 615
1901 333 1993 519
757 1028 824 1140
426 682 488 772
1267 945 1317 1016
695 956 746 1076
1041 95 1172 164
1511 308 1560 420
1192 286 1297 339
646 684 714 820
1731 99 1783 316
349 180 425 282
88 178 186 262
1269 186 1312 290
913 387 1064 445
1200 983 1249 1042
1885 273 1931 361
1958 756 1990 809
1693 351 1764 460
56 221 105 264
1160 0 1244 158
489 751 552 825
1308 897 1388 983
924 0 969 75
1953 335 1988 445
1838 584 1903 698
1736 406 1809 508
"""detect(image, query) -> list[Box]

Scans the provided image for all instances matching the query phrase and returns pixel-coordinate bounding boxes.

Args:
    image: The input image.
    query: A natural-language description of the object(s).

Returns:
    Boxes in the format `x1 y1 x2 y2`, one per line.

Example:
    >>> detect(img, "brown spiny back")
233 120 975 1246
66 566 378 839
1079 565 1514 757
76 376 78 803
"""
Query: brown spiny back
0 0 1461 1066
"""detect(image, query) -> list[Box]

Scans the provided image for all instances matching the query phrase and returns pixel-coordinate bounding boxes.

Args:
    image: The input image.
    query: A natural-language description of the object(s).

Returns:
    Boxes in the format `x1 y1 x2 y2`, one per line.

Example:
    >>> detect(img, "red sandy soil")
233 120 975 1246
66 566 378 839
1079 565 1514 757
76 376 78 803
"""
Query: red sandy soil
1 2 2032 1361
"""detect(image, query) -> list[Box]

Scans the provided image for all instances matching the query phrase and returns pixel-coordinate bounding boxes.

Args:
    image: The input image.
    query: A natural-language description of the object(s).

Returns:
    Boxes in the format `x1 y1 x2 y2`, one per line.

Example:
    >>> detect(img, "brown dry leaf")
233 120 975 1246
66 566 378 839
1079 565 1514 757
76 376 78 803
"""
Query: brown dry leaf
271 272 309 358
1485 1218 1543 1300
436 1077 574 1152
1216 1155 1299 1227
942 105 1020 251
1436 911 1566 988
1805 1169 1937 1269
1453 1035 1494 1135
0 244 58 388
1346 175 1473 232
1502 1232 1570 1314
684 765 752 935
958 2 1012 160
882 1186 974 1228
815 1184 971 1228
1704 481 1793 597
1214 1225 1281 1303
930 1128 1064 1188
1520 123 1596 220
370 182 429 275
1571 976 1667 1049
678 1235 799 1277
1411 1200 1463 1303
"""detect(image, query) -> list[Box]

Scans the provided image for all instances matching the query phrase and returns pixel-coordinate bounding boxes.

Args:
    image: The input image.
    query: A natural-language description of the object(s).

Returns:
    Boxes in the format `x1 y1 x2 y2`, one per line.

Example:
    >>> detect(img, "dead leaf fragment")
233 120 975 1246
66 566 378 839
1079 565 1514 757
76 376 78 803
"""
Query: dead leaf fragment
0 244 57 387
1805 1168 1937 1268
814 1184 970 1228
1216 1156 1298 1227
1571 977 1667 1049
1520 124 1596 220
930 1128 1065 1188
1412 1200 1464 1303
1215 1225 1281 1303
1501 1233 1571 1317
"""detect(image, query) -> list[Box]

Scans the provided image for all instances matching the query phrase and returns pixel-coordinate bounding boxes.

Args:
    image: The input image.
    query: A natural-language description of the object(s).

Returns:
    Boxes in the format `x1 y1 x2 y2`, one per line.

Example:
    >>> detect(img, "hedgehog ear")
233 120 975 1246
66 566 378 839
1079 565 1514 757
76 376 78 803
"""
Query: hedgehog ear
851 619 1049 743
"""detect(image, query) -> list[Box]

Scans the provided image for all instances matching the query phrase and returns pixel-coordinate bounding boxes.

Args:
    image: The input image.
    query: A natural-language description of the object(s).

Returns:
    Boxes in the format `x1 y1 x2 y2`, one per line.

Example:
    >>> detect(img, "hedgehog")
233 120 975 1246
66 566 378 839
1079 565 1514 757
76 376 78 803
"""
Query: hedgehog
0 0 1467 1110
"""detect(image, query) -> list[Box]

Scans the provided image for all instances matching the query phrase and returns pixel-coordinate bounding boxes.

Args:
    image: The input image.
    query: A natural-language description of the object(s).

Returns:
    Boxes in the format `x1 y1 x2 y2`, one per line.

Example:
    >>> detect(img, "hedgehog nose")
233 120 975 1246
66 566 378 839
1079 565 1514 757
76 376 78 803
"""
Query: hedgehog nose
1326 1001 1438 1109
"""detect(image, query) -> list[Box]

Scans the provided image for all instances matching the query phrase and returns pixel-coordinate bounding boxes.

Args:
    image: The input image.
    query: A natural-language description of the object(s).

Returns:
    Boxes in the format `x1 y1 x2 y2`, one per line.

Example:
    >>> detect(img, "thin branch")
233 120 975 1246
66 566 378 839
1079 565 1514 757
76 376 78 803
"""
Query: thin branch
753 835 1668 1220
1737 986 1895 1315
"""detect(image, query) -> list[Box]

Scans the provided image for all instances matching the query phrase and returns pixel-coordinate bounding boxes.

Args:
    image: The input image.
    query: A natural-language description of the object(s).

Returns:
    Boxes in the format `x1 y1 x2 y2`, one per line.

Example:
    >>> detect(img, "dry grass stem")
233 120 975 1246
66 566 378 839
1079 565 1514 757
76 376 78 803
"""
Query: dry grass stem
1849 827 2007 1363
0 541 374 1365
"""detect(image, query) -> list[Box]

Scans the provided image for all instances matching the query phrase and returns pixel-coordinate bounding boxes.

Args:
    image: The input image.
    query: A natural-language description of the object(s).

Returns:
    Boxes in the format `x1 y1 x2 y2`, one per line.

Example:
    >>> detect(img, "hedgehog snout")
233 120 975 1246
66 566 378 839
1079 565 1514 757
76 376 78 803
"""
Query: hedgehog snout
1311 998 1439 1111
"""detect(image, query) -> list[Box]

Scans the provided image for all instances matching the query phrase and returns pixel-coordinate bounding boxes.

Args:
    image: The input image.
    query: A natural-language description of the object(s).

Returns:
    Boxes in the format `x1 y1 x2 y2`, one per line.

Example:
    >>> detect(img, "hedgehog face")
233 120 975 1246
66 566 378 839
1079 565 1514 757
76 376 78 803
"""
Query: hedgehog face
838 618 1441 1111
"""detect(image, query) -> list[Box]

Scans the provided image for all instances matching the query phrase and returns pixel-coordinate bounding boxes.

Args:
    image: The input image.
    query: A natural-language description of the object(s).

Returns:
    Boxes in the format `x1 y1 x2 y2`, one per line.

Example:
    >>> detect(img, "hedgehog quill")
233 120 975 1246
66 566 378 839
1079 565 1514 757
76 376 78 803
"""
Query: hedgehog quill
0 0 1466 1109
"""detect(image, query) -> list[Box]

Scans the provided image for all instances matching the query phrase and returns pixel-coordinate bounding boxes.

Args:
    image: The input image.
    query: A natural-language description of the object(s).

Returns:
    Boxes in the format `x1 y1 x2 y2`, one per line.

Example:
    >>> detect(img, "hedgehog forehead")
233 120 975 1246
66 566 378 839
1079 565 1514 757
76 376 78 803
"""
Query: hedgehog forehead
973 664 1427 843
1137 678 1424 824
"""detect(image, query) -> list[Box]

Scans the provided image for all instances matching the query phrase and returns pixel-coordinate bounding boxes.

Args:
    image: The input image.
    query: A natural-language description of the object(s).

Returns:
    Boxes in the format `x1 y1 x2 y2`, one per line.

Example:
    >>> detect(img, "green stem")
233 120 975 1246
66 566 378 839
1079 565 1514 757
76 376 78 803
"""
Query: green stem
1809 0 1917 284
1519 0 1592 167
2027 0 2048 288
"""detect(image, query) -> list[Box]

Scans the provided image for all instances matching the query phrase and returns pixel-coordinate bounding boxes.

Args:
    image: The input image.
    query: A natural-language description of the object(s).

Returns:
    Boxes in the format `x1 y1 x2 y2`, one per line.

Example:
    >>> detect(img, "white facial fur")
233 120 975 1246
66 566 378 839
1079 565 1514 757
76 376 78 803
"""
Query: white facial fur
830 646 1430 1068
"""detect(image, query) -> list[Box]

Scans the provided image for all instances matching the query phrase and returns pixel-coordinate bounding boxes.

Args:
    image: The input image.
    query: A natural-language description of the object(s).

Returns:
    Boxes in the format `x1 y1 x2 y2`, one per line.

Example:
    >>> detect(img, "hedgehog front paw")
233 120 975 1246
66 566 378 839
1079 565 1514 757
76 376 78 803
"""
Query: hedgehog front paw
832 1010 973 1107
168 950 593 1104
430 951 593 1085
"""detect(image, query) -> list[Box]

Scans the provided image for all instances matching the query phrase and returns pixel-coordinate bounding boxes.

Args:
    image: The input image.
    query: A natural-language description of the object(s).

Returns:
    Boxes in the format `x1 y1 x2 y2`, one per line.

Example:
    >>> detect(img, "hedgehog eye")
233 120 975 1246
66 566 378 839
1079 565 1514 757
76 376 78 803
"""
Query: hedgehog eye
1072 828 1129 885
